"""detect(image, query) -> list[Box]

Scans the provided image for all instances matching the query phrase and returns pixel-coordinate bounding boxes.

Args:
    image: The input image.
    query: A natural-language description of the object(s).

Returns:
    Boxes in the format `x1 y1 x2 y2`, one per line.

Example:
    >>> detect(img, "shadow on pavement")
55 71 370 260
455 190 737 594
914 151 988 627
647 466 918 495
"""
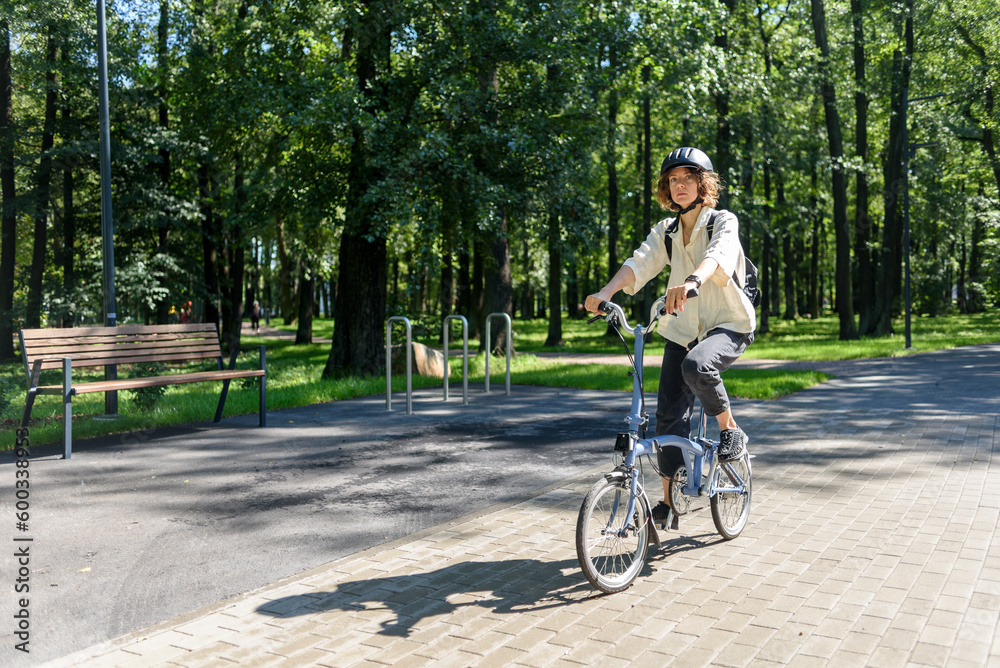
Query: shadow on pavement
255 529 726 638
256 558 597 636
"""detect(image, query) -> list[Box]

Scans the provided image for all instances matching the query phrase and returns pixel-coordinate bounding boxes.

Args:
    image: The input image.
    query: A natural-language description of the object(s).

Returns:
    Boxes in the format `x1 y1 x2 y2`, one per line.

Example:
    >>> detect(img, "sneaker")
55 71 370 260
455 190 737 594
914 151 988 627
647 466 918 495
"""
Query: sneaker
651 501 672 522
718 427 748 461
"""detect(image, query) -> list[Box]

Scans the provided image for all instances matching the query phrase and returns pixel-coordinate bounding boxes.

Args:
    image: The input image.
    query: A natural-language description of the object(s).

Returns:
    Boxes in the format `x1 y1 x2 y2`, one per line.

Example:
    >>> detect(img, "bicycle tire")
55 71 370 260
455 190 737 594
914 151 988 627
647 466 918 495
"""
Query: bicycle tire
576 477 650 593
710 452 752 539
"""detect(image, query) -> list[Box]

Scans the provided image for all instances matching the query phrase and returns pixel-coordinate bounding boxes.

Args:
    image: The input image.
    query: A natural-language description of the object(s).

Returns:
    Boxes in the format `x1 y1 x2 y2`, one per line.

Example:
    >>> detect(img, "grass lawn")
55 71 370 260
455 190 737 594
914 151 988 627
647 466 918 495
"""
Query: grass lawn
2 308 995 449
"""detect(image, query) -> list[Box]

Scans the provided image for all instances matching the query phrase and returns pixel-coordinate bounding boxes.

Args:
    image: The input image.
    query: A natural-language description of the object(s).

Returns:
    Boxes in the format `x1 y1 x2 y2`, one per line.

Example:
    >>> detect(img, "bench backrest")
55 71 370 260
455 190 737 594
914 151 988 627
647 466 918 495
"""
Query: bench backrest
20 324 224 373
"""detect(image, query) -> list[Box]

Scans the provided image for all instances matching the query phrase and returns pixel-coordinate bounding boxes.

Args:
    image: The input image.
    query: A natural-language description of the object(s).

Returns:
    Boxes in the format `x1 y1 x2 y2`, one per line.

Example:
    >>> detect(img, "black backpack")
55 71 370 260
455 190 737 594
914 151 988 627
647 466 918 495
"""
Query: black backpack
664 211 761 308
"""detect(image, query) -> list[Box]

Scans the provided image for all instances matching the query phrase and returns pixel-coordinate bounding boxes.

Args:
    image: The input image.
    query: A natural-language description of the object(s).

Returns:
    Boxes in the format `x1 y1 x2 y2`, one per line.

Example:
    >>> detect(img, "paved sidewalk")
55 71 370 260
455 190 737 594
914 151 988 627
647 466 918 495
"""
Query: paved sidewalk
30 344 1000 666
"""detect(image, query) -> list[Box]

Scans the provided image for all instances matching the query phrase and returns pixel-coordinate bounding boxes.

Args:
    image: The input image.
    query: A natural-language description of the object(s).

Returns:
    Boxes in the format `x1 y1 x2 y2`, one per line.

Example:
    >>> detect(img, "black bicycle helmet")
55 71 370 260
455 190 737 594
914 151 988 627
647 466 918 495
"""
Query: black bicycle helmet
659 147 714 176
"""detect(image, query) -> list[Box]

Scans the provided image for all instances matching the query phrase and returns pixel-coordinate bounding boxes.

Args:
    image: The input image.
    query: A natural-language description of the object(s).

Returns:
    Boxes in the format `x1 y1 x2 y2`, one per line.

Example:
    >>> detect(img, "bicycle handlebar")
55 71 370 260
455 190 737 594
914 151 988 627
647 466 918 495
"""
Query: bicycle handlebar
591 288 699 333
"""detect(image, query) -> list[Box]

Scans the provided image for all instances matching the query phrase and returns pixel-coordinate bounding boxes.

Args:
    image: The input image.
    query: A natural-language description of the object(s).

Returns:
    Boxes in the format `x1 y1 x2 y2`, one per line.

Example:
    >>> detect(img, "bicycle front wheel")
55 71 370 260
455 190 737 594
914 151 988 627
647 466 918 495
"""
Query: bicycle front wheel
576 477 649 593
710 453 752 539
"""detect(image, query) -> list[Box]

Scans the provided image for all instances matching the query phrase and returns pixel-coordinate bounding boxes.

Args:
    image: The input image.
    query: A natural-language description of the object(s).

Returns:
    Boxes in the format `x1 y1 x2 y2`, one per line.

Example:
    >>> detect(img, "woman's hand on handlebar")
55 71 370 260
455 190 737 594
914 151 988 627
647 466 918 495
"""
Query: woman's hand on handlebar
664 280 700 315
585 289 613 314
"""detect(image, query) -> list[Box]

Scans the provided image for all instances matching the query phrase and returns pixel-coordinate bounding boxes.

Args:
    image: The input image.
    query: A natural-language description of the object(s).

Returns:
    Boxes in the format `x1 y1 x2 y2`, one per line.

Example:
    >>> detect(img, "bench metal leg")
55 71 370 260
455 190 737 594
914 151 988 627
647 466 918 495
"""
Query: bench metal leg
259 346 267 427
214 379 231 423
19 392 37 434
63 358 73 459
20 359 44 433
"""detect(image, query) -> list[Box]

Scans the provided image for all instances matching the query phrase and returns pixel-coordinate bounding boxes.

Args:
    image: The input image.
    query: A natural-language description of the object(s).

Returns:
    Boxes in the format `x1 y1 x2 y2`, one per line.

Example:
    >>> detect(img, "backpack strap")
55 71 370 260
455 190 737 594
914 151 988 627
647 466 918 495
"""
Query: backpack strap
706 210 745 288
663 218 678 261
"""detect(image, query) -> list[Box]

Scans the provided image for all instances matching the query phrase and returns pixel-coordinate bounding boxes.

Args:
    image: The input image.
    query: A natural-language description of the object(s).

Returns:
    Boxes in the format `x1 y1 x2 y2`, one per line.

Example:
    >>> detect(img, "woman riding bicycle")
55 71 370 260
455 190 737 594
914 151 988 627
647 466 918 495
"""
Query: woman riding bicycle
584 146 756 522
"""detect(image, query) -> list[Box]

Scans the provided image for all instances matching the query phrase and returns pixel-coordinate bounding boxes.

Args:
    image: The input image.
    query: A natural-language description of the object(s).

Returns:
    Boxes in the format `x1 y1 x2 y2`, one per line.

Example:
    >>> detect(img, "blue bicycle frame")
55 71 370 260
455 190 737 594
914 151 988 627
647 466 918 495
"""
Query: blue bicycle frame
598 300 724 533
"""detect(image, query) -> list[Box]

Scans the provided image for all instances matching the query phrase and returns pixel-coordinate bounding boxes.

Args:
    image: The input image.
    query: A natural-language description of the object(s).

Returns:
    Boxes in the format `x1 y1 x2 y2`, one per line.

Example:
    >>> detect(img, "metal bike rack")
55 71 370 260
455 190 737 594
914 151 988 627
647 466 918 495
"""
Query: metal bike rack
484 312 512 395
443 315 469 404
385 316 412 413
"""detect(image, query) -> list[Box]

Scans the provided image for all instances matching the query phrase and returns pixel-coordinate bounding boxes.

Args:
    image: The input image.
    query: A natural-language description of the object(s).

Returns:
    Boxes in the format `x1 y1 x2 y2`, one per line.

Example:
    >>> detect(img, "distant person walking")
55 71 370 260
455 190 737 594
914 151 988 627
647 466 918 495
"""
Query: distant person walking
251 301 262 334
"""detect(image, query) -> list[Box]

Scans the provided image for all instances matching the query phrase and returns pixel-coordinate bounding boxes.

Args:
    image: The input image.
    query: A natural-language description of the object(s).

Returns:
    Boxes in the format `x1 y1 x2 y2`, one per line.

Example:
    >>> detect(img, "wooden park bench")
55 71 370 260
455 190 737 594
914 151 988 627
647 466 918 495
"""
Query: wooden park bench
18 323 266 459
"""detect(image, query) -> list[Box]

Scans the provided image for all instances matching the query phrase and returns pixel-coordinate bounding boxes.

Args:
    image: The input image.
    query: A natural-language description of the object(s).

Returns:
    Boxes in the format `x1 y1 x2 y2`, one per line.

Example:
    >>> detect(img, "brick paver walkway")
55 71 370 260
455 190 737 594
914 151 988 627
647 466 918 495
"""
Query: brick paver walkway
46 398 999 667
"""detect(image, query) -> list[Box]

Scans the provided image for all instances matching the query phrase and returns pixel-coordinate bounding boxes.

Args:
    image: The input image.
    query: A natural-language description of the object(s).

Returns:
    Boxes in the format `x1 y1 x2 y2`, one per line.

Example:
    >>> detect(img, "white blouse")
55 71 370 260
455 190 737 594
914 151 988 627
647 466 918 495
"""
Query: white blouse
622 207 756 349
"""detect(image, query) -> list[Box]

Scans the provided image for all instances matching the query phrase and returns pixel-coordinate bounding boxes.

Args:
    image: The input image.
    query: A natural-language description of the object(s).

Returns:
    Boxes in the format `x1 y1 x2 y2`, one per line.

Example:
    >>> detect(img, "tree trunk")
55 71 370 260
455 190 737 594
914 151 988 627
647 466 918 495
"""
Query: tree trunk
545 211 562 346
0 18 15 359
759 161 773 333
27 29 58 329
519 238 532 320
476 57 509 351
760 233 771 334
567 254 579 319
295 265 315 344
873 0 913 336
457 246 471 324
969 183 984 288
325 233 386 376
484 211 513 354
324 0 391 377
275 214 293 323
808 157 821 318
810 0 858 339
739 130 754 255
222 152 246 352
472 240 484 338
440 219 454 322
851 0 875 334
782 233 797 319
769 233 781 315
957 233 967 313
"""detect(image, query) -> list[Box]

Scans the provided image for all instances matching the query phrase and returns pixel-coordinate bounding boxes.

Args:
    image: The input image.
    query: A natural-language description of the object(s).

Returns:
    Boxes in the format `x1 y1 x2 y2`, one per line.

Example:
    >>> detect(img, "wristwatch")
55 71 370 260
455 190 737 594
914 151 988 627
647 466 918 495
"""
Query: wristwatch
684 274 702 288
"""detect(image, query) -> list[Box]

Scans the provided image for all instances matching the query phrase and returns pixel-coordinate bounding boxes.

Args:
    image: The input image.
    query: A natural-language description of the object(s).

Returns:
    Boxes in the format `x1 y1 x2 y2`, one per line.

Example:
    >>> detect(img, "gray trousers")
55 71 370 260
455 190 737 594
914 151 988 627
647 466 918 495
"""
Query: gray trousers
654 327 753 475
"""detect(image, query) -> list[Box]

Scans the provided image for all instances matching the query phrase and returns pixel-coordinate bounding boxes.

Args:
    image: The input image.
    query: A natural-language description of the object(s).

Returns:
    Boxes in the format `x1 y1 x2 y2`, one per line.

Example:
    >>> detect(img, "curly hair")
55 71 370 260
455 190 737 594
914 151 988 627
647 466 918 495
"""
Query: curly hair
656 168 724 212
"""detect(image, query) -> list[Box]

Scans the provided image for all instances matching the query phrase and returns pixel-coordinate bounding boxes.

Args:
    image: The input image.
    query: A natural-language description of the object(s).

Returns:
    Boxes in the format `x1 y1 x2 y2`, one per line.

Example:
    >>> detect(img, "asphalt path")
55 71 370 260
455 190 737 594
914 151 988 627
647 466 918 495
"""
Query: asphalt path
0 384 642 665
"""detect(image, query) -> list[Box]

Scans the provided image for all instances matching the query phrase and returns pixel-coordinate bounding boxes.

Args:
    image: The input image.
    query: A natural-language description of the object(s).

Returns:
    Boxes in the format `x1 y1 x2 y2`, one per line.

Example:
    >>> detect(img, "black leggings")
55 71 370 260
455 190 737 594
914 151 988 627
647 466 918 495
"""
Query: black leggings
654 328 752 476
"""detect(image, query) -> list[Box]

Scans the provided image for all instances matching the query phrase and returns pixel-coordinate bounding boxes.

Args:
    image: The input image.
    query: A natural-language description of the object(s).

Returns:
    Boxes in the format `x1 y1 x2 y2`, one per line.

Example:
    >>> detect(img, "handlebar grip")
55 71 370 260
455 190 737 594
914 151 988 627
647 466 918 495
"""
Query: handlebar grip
598 301 611 313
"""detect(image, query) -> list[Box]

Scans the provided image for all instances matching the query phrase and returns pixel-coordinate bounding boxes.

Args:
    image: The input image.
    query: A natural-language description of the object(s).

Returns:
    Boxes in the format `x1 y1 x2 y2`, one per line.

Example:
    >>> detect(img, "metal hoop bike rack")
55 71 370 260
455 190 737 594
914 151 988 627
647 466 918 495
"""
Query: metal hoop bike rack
484 312 512 395
443 315 469 404
385 316 412 413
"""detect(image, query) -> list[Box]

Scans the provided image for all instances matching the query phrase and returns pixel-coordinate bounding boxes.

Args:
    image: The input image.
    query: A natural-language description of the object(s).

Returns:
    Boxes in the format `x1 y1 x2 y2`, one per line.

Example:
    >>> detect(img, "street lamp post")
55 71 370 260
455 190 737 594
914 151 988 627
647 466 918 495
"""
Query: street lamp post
97 0 118 415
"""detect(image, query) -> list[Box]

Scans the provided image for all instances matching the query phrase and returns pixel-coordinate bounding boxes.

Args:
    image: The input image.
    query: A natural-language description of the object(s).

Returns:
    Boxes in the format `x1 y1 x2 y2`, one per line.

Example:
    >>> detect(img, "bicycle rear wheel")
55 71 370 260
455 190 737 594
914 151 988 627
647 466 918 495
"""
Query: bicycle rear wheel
710 453 752 539
576 477 649 593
